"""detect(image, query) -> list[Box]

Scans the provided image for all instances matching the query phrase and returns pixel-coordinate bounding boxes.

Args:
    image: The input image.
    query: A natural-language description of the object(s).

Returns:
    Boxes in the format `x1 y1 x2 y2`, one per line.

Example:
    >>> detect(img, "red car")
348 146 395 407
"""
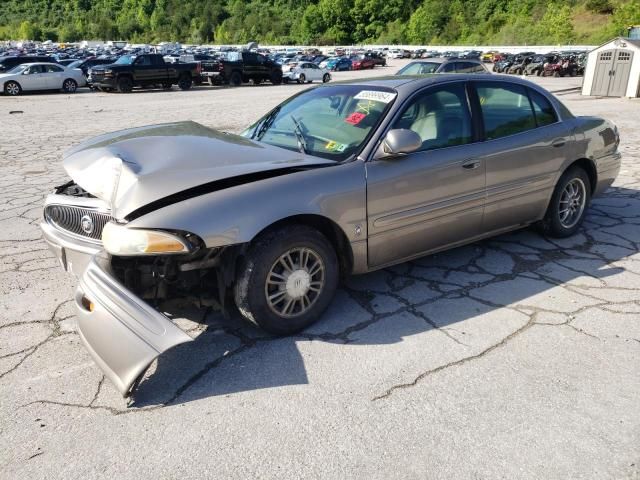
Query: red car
350 55 376 70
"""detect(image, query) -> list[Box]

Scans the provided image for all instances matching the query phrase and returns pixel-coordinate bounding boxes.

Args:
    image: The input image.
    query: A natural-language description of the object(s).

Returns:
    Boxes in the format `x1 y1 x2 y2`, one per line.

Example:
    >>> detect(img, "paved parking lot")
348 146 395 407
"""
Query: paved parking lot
1 61 639 479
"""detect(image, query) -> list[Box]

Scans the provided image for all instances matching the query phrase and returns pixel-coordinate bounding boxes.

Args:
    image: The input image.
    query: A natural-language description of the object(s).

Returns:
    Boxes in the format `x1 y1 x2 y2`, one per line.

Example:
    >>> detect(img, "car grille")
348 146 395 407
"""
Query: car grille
44 205 112 241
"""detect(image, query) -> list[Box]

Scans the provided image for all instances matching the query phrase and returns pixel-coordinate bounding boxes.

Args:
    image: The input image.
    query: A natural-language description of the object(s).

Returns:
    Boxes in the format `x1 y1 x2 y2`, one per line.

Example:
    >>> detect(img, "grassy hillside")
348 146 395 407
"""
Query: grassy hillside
0 0 638 45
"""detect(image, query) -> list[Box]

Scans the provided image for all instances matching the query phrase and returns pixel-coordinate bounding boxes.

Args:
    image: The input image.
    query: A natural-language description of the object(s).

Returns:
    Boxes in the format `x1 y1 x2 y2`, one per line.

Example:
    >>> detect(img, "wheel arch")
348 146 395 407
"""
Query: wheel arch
565 158 597 193
249 214 354 278
3 79 21 92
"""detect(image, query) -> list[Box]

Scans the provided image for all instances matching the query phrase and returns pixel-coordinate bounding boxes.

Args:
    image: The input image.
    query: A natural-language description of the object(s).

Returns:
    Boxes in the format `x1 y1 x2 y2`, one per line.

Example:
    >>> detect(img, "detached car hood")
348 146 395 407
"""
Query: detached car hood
63 121 333 219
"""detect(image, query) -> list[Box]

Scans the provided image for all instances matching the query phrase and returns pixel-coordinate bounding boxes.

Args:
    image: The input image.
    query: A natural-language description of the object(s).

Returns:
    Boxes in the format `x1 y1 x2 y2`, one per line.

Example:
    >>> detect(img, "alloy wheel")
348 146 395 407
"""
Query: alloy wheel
64 80 77 92
5 82 20 95
558 178 586 228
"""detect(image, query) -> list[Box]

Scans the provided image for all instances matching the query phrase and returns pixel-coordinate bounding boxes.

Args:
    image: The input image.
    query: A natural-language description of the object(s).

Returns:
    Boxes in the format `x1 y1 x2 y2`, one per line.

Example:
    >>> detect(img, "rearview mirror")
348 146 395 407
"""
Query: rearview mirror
375 129 422 159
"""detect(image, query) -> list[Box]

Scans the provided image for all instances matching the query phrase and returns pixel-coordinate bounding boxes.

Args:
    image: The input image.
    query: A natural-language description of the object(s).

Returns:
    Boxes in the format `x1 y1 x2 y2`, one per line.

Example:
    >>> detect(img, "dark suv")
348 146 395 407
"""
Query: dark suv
0 55 58 73
396 57 488 75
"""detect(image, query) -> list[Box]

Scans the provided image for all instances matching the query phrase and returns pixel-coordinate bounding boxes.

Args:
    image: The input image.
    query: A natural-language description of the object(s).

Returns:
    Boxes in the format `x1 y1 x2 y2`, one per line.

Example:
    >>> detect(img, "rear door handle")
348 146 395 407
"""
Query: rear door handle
462 159 481 170
552 138 566 148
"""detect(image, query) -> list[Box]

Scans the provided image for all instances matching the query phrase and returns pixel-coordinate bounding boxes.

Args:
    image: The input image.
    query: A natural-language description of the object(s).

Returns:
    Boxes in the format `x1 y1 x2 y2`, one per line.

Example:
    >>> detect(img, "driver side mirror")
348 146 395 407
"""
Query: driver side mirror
374 129 422 159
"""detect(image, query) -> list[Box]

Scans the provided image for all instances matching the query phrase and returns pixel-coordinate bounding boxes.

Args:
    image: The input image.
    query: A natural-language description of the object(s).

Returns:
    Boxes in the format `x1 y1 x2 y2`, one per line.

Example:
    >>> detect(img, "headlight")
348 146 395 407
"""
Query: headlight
102 222 191 256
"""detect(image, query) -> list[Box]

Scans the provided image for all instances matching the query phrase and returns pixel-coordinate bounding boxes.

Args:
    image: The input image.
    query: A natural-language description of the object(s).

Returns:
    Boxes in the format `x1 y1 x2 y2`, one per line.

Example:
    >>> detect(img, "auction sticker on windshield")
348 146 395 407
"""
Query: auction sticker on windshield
354 90 397 103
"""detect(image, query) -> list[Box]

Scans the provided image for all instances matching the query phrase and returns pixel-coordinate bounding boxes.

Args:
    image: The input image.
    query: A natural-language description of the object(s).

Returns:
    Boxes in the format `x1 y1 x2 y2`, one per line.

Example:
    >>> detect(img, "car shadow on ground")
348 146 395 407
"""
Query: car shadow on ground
130 187 638 408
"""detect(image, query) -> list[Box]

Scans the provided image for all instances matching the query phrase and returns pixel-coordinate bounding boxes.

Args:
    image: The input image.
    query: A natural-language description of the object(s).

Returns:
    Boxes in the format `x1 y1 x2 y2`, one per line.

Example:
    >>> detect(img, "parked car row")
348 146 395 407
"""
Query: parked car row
492 51 587 77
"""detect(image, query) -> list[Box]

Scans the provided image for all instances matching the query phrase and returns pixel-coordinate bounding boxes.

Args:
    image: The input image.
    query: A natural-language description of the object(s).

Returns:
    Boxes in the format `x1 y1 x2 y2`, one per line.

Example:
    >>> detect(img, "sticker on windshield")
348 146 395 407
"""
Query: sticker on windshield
325 141 348 152
354 90 397 103
345 112 367 125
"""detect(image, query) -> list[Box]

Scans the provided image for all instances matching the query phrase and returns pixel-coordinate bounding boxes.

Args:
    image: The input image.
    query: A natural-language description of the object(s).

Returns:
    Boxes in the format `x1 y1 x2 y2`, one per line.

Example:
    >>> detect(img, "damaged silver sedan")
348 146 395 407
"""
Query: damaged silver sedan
41 75 621 395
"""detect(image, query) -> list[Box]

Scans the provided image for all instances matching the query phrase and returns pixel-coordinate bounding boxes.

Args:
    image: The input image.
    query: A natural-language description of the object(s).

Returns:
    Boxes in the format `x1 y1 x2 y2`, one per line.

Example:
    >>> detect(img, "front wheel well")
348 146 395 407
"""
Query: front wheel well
249 215 353 278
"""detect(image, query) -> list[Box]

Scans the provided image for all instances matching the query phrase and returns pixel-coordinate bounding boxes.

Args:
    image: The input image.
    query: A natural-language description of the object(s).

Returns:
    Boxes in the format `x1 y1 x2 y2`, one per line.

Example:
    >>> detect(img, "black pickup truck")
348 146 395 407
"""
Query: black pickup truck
88 54 199 92
202 51 282 86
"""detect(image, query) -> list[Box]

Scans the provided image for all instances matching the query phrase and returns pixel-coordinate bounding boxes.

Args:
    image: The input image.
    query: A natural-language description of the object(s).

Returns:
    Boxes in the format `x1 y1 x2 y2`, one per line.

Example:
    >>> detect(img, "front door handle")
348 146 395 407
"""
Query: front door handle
552 138 566 148
462 159 481 170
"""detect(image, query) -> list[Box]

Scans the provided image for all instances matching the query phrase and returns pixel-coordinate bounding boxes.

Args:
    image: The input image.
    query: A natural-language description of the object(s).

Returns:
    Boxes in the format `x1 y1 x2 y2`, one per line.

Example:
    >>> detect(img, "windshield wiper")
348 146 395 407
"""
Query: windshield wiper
253 106 281 141
290 115 308 154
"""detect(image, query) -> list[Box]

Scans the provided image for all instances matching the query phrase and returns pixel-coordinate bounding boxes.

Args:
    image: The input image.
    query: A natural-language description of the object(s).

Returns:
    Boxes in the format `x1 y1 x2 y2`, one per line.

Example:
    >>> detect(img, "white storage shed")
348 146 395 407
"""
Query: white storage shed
582 37 640 97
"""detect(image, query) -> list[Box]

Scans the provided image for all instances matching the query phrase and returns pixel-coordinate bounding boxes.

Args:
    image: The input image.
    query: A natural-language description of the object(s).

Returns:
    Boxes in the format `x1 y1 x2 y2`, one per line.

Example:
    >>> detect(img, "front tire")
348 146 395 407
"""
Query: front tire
229 71 242 86
297 73 306 84
117 76 133 93
270 70 282 85
539 167 591 238
4 81 21 96
234 225 339 336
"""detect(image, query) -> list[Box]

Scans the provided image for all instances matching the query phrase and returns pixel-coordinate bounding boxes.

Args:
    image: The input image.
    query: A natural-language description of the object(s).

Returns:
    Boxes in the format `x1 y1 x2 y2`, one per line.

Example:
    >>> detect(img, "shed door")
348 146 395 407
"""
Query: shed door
609 50 633 97
591 50 614 96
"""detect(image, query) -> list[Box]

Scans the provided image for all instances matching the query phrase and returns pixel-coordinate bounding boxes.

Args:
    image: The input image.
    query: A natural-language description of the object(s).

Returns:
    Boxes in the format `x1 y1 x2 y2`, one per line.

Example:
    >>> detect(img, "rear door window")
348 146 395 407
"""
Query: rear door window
455 62 477 73
45 64 64 73
475 82 536 140
439 62 456 73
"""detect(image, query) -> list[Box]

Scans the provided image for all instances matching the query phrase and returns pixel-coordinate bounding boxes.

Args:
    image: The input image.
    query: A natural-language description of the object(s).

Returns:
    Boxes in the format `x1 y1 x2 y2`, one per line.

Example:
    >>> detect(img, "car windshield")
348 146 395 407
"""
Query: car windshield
115 55 134 65
7 64 27 74
242 85 396 161
397 62 440 75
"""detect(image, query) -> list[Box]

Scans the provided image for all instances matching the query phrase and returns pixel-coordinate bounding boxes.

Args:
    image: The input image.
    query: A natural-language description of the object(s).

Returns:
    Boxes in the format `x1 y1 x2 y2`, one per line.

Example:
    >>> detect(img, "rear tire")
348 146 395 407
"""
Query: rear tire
117 76 133 93
4 81 21 96
178 74 192 90
539 167 591 238
62 78 78 93
322 73 330 83
234 225 339 336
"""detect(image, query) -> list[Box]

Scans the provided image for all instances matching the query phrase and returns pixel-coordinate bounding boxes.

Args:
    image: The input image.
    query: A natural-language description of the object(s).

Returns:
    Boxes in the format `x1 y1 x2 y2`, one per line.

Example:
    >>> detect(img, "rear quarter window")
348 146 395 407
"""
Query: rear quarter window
528 89 557 127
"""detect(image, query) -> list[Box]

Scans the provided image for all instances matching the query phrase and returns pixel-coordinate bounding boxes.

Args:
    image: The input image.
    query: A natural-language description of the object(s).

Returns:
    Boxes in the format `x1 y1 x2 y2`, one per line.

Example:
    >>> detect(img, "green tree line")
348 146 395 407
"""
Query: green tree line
1 0 638 45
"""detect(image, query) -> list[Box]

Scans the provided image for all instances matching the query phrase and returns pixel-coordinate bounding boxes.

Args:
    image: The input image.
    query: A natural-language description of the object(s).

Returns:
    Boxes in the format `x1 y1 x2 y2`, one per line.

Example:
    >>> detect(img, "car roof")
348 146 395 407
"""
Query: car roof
13 62 62 67
327 73 550 94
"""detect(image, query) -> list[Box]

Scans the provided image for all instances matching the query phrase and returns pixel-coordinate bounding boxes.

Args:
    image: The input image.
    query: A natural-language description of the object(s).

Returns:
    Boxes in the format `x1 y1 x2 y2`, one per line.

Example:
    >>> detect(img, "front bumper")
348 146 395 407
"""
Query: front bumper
41 221 101 276
75 255 192 396
88 77 116 88
41 221 193 396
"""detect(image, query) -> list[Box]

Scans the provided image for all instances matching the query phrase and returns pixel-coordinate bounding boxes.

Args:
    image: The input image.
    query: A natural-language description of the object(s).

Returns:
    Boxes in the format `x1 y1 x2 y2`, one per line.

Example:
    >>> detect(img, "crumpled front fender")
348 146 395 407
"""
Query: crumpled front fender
75 255 193 396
